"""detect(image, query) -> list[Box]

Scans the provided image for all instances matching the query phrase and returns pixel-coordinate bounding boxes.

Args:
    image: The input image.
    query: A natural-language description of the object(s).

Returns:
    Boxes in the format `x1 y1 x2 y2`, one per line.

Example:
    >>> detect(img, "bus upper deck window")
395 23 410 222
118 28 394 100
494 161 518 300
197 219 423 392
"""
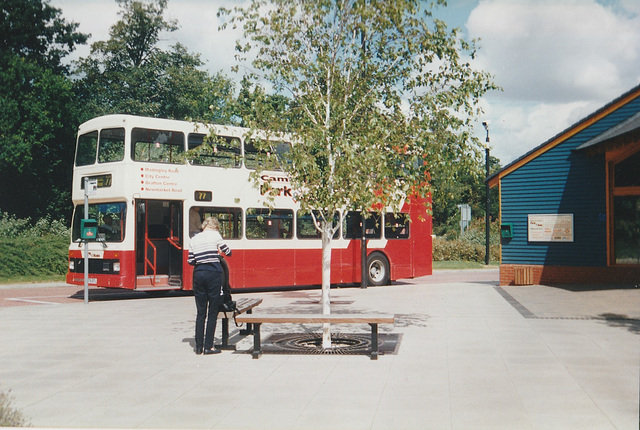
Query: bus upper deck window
187 133 241 168
245 140 290 170
132 128 185 164
98 128 125 163
76 131 98 166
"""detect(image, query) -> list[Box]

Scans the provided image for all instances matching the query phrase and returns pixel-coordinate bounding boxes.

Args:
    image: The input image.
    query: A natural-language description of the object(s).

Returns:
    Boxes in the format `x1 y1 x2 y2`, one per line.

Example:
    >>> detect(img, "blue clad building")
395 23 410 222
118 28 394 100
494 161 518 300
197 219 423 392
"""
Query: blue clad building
489 84 640 286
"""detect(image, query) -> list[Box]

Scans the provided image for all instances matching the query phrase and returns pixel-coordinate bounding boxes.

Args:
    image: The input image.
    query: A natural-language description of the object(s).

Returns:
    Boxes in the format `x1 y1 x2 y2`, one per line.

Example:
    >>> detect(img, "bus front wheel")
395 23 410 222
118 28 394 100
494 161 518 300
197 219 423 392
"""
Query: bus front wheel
367 252 390 286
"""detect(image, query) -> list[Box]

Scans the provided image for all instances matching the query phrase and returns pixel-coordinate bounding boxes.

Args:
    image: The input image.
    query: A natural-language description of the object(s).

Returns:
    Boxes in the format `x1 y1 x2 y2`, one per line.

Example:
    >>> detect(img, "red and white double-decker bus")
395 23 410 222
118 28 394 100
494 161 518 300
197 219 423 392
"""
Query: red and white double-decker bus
66 114 432 291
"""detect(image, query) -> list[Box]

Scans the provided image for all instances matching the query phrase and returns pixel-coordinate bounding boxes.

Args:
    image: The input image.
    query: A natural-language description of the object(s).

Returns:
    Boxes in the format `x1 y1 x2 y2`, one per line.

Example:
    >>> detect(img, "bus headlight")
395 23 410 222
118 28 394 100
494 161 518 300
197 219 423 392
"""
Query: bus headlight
113 262 120 273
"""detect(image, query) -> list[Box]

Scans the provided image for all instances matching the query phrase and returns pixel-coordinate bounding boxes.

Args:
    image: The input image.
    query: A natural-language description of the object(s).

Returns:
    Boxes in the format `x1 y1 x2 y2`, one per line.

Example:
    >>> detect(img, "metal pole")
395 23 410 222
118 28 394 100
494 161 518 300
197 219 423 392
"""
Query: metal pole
483 122 491 266
485 147 490 266
361 212 367 289
83 177 89 304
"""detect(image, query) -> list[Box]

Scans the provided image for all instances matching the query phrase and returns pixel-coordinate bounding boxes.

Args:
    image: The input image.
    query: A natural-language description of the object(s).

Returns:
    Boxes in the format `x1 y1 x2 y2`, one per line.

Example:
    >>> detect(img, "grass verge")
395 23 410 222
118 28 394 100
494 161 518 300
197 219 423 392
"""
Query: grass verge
433 260 499 270
0 275 66 285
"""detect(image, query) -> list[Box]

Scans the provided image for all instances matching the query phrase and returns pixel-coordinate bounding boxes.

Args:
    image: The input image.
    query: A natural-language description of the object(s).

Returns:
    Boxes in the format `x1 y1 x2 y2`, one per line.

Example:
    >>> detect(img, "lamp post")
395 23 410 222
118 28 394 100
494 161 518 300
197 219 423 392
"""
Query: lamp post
482 122 490 266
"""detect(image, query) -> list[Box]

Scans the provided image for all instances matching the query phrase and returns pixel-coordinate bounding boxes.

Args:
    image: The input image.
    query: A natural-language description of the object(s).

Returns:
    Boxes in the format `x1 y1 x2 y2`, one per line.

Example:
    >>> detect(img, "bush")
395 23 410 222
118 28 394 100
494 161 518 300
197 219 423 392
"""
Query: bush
0 236 69 276
433 217 501 263
433 236 499 262
0 213 70 278
0 212 69 238
460 217 501 246
0 389 30 427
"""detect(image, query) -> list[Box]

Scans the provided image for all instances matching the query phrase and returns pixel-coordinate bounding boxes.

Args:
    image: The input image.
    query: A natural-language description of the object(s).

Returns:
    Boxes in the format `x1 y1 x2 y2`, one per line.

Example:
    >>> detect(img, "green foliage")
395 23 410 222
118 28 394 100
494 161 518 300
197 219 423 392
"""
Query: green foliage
0 0 88 73
0 236 69 277
431 152 500 236
74 0 236 123
433 236 500 262
0 389 30 427
460 217 500 246
0 0 87 221
433 218 500 262
0 213 70 277
234 77 291 128
0 212 69 238
220 0 499 223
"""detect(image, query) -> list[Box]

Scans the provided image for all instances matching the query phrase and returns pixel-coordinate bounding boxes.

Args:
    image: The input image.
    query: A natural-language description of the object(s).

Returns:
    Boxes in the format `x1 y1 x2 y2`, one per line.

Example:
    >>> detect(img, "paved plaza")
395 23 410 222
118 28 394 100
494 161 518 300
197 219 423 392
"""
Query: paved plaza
0 269 638 429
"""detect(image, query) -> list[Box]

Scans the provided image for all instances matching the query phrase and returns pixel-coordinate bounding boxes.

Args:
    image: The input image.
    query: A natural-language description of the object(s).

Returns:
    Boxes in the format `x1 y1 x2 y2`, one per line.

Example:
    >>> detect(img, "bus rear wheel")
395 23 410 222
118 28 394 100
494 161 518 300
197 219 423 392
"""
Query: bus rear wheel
367 252 390 286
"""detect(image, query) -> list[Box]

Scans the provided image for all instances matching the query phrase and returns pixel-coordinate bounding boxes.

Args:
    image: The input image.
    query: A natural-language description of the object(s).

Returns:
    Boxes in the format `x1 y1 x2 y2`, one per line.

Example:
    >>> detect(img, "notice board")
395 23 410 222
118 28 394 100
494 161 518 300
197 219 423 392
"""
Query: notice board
528 214 574 242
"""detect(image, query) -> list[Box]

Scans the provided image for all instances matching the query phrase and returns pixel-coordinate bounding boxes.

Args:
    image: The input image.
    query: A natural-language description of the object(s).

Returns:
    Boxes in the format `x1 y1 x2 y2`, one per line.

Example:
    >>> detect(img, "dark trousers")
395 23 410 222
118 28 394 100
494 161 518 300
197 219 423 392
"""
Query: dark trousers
193 269 223 350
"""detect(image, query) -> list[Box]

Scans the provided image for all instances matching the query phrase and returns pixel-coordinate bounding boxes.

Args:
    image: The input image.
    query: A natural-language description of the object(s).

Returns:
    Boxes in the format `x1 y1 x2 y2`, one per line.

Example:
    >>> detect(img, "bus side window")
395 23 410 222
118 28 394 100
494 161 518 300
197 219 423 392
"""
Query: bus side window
247 208 293 239
296 210 340 239
189 207 202 238
132 128 185 164
213 207 243 239
343 211 381 239
245 140 289 171
98 128 125 163
244 140 269 170
385 213 410 239
76 131 98 166
187 133 241 168
191 206 243 239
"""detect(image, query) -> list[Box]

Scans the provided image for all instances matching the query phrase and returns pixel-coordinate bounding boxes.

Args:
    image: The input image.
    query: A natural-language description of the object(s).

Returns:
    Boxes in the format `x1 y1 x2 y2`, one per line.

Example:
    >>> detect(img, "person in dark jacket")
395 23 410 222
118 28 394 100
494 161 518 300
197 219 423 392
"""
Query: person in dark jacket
188 217 232 355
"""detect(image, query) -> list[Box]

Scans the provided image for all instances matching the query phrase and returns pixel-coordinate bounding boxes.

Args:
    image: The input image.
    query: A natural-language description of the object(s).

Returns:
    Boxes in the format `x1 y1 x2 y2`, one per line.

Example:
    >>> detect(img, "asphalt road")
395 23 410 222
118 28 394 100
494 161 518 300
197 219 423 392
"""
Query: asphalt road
0 268 499 308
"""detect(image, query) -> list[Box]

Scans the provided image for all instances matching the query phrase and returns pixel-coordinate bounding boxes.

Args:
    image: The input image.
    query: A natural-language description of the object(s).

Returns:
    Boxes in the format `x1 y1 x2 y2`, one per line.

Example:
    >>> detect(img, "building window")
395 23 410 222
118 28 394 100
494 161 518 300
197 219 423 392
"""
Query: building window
610 147 640 266
613 196 640 265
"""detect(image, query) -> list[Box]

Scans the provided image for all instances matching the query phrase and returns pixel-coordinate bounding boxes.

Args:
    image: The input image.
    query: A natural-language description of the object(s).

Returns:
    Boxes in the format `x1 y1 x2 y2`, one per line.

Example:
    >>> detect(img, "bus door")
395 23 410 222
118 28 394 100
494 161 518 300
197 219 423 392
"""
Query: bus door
135 199 183 289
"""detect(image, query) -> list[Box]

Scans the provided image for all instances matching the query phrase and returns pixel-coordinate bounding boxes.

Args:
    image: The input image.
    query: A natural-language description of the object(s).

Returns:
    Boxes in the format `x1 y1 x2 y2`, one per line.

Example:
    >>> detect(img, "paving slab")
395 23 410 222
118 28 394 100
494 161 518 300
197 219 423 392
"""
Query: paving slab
0 269 638 429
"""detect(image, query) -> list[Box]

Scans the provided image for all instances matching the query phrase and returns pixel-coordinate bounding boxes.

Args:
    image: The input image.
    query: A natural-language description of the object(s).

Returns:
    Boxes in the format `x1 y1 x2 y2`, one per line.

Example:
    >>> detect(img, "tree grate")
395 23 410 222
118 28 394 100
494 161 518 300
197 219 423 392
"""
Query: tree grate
259 333 401 356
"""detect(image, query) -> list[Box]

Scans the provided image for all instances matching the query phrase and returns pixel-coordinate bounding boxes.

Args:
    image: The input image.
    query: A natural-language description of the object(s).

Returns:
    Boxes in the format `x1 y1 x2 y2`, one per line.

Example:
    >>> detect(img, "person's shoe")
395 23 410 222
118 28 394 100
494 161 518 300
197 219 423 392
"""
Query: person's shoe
195 347 203 355
203 348 221 355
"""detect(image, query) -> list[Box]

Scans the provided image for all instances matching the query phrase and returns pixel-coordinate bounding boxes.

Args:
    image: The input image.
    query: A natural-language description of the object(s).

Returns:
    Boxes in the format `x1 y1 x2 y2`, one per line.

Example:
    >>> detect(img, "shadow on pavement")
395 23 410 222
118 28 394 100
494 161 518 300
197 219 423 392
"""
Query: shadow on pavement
69 288 193 302
598 313 640 335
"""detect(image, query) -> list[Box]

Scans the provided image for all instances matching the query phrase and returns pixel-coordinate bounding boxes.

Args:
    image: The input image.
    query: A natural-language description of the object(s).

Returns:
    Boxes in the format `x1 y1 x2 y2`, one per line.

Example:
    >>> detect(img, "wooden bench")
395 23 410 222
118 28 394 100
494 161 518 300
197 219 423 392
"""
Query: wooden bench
234 313 395 360
216 298 263 350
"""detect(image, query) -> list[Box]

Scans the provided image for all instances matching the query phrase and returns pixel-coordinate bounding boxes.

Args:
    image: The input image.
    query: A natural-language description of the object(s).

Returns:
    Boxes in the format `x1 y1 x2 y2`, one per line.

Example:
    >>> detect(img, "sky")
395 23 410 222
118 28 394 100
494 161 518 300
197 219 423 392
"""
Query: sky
50 0 640 166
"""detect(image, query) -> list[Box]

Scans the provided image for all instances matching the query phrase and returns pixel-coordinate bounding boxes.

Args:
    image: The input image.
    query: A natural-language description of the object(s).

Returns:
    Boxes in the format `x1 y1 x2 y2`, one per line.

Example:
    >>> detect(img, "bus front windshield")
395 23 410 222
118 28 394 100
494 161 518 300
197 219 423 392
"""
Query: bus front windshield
72 203 126 242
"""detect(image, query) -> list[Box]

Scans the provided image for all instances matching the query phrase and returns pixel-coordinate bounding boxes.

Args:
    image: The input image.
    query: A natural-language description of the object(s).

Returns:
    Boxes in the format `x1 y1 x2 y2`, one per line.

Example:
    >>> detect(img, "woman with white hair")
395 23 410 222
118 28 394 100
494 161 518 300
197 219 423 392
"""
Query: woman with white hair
187 217 232 355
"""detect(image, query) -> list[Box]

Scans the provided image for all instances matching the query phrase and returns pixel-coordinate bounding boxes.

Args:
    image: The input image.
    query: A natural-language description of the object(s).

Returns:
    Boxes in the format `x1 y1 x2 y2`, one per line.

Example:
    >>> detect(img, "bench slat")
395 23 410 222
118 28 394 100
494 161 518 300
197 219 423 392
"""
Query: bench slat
234 298 263 314
235 313 394 324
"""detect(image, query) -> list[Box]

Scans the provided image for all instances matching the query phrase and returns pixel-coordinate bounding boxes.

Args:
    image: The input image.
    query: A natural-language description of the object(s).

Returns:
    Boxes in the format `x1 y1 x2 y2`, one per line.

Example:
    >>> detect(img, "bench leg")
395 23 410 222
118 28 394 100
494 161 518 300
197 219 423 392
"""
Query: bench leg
251 323 262 359
369 323 379 360
239 308 254 335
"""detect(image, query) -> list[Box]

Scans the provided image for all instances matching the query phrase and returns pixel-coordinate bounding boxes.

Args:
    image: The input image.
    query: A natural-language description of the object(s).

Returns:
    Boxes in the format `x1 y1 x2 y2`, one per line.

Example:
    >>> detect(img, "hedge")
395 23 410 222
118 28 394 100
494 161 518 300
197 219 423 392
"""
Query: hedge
432 236 500 262
0 236 69 277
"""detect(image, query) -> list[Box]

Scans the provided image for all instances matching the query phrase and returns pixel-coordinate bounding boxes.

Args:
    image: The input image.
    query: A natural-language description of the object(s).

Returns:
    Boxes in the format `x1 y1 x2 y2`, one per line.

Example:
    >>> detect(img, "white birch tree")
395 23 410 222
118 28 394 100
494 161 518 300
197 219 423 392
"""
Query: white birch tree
219 0 498 347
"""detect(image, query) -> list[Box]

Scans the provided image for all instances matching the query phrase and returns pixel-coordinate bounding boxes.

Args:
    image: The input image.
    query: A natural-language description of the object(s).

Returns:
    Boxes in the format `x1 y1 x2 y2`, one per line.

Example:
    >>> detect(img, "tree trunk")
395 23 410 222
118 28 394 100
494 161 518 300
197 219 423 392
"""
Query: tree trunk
321 221 332 348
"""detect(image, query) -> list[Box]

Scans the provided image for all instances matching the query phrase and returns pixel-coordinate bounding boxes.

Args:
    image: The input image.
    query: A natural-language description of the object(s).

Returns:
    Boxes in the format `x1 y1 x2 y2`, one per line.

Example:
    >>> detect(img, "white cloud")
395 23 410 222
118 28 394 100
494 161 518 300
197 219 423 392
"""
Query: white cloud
163 0 250 75
51 0 640 166
468 0 640 102
479 99 593 163
467 0 640 164
51 0 249 76
50 0 118 63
